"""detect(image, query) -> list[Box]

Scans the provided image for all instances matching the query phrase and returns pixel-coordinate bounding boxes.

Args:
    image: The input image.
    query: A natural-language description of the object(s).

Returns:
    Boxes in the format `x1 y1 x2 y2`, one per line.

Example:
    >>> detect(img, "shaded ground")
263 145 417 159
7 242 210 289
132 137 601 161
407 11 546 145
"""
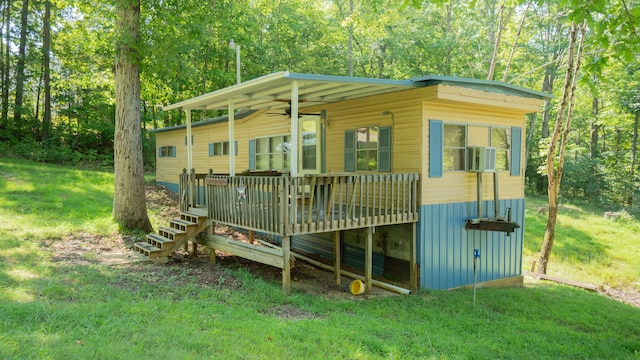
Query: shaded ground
42 184 640 307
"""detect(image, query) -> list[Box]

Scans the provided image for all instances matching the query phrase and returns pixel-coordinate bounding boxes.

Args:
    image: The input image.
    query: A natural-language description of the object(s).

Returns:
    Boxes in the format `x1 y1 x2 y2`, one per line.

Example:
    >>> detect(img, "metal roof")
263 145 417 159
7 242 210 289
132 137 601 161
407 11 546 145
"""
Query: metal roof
411 75 553 100
163 71 419 112
150 110 257 133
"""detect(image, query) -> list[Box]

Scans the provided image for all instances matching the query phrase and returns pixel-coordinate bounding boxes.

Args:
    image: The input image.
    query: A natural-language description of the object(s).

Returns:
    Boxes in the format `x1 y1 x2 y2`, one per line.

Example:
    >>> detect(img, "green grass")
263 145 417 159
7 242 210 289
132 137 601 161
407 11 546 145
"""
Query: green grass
524 194 640 288
1 157 639 359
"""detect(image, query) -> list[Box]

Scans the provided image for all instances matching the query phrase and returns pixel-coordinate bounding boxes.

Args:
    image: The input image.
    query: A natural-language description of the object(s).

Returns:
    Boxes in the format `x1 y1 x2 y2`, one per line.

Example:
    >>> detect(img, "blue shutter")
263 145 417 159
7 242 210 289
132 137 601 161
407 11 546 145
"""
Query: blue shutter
249 139 256 170
429 120 443 178
184 136 187 146
171 146 176 157
511 126 522 176
158 147 162 158
344 130 356 172
378 126 392 172
208 143 214 157
234 141 238 156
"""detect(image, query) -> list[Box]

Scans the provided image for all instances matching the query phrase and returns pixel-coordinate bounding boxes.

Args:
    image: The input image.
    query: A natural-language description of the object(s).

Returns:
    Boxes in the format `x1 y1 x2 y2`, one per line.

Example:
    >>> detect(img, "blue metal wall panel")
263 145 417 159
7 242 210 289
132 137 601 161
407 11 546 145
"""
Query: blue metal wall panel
156 181 179 193
417 198 525 290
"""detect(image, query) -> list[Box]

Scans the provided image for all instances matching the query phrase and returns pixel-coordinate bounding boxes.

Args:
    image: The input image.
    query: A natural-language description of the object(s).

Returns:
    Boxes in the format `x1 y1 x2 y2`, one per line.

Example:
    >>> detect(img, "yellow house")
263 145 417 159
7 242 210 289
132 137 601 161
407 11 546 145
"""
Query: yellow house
152 71 551 293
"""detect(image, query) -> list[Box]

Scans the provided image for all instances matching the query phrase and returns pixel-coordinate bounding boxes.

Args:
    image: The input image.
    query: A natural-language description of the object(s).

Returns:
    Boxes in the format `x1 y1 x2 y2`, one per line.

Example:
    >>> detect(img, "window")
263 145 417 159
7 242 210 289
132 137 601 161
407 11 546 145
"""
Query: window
344 126 391 172
251 135 290 171
491 127 511 171
158 146 176 158
443 124 466 171
356 126 378 171
209 141 237 157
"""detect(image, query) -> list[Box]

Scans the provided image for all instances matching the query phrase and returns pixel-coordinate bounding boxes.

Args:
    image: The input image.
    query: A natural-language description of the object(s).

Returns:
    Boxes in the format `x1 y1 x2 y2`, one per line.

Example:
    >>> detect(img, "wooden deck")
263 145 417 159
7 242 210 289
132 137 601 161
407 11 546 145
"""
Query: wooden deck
179 172 420 294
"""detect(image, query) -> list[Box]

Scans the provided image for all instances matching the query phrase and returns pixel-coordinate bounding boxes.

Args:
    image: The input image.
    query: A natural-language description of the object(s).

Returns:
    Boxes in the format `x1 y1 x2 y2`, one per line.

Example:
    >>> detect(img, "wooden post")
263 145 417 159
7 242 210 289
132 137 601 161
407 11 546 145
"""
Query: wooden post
249 230 255 244
410 222 417 290
191 242 198 257
208 221 216 266
282 236 291 295
365 226 373 294
334 230 341 286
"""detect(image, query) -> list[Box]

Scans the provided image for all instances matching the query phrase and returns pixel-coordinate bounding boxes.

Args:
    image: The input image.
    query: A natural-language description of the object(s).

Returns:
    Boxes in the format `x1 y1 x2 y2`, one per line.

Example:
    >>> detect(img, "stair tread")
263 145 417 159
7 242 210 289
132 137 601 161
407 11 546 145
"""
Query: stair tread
180 211 205 218
159 226 186 235
146 233 174 243
171 218 197 226
134 241 161 252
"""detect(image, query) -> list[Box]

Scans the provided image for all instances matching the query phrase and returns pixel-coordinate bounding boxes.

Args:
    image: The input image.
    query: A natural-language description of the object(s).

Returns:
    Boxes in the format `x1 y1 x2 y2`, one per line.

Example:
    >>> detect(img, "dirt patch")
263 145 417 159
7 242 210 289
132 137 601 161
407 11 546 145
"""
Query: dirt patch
261 304 322 320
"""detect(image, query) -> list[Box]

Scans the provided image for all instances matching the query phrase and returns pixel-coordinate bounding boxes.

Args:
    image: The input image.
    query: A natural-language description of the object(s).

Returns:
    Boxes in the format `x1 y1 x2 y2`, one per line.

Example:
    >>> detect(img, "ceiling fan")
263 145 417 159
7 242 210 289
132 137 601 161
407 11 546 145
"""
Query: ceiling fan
267 99 321 118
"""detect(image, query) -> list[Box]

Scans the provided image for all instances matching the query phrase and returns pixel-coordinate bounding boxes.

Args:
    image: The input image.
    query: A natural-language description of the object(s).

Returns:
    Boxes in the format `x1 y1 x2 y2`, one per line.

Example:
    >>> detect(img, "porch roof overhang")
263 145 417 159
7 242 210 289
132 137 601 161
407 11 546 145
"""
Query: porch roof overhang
163 71 419 112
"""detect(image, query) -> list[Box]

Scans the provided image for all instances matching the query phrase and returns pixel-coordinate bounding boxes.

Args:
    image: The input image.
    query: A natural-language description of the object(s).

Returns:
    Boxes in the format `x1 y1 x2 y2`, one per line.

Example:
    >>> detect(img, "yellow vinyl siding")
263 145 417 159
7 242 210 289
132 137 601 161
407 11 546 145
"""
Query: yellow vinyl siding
421 101 528 205
156 130 186 184
319 87 428 174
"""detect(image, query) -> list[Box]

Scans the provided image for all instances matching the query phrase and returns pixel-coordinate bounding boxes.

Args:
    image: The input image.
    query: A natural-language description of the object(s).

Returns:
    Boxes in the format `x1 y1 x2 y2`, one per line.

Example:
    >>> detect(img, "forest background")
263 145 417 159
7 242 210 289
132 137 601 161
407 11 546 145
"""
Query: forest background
0 0 638 214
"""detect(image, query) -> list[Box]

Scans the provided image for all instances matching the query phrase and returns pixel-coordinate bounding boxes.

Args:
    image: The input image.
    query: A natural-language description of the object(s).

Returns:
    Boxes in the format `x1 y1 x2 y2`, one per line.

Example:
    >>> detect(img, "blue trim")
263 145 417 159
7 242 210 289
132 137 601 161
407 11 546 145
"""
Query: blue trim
511 126 522 177
344 130 355 172
378 126 392 172
151 110 257 133
411 75 553 100
249 139 256 170
417 199 525 290
429 120 443 178
156 181 179 194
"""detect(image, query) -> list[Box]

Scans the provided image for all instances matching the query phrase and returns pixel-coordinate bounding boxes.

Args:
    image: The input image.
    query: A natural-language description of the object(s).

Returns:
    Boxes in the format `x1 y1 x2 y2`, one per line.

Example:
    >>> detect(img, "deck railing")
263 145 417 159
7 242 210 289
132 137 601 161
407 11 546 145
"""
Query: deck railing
178 169 209 212
205 173 420 236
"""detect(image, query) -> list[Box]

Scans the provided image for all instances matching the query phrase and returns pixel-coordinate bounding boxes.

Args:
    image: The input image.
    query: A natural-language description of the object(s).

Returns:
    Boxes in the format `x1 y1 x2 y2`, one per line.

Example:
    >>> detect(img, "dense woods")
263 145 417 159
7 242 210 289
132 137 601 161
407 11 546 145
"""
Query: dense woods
0 0 638 213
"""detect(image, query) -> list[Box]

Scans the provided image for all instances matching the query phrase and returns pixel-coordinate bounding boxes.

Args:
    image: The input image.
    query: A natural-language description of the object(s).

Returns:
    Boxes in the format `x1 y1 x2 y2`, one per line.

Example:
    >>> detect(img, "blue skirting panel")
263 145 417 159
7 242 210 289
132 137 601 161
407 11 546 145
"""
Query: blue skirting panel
417 199 525 290
157 181 179 193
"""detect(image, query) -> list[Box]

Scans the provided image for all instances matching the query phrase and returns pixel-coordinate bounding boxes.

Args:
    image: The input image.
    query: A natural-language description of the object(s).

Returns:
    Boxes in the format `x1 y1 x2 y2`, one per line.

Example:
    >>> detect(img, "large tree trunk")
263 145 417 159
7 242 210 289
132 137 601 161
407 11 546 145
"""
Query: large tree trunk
13 0 29 131
2 0 10 128
590 96 600 158
113 0 152 232
42 0 51 143
536 21 586 274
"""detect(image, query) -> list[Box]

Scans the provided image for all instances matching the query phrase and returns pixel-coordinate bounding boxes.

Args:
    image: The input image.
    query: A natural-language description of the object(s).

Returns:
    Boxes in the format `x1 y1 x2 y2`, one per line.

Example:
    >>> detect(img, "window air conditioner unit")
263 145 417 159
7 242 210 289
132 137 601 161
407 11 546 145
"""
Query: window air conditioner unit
467 147 497 172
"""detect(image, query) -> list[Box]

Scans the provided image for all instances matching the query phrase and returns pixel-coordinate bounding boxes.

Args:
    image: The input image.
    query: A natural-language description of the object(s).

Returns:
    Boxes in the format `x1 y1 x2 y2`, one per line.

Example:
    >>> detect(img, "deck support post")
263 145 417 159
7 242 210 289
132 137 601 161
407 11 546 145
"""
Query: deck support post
365 226 373 294
334 230 341 286
282 236 291 294
208 221 216 265
410 222 417 290
191 242 198 257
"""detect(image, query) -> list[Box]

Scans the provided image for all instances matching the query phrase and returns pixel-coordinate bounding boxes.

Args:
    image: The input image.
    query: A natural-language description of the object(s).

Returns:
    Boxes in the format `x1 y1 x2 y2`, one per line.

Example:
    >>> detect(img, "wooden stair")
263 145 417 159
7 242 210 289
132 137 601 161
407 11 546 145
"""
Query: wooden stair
134 212 208 259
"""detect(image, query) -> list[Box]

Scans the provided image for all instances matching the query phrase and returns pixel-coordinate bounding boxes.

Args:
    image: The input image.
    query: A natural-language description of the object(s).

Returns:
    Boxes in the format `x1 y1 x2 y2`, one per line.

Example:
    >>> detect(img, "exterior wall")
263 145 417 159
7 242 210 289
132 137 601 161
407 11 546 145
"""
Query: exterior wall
421 101 528 205
417 198 525 290
155 111 290 185
318 87 434 174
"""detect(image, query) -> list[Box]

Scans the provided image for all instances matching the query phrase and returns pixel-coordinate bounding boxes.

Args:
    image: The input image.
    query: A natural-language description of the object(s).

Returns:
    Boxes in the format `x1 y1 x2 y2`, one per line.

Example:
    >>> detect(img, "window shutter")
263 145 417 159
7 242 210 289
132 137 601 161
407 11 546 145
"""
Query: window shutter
249 139 256 170
208 143 214 157
510 126 522 176
158 147 162 158
171 146 176 157
344 130 356 172
429 120 443 178
378 126 392 172
184 136 187 146
234 141 238 156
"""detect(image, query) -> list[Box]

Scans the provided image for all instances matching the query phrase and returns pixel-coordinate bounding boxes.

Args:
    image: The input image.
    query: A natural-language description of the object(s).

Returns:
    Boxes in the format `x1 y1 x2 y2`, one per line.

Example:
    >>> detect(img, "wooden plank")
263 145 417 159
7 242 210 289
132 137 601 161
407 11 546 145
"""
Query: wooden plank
282 236 291 295
203 235 284 269
525 271 598 292
365 226 372 294
334 231 341 286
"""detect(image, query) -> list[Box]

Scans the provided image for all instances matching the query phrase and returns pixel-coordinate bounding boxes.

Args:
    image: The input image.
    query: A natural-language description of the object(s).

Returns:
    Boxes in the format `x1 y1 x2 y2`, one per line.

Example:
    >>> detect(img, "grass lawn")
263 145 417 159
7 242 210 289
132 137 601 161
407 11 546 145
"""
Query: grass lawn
1 157 639 359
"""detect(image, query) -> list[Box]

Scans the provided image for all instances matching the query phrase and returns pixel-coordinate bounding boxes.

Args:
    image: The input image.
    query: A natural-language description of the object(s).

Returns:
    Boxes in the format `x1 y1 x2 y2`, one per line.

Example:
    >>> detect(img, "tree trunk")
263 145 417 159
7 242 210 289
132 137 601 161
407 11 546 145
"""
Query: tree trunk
632 111 638 177
42 0 51 143
13 0 29 131
536 21 586 274
2 0 10 128
590 96 600 158
113 0 152 232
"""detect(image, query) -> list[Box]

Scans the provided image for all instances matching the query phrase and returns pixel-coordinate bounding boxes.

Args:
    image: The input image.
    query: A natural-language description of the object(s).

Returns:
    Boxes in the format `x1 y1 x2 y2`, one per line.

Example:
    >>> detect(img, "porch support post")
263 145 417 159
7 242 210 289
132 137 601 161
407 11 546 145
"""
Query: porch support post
228 99 236 176
282 235 291 294
290 81 299 177
208 222 216 266
186 109 194 206
410 222 417 290
365 226 373 294
334 230 341 286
